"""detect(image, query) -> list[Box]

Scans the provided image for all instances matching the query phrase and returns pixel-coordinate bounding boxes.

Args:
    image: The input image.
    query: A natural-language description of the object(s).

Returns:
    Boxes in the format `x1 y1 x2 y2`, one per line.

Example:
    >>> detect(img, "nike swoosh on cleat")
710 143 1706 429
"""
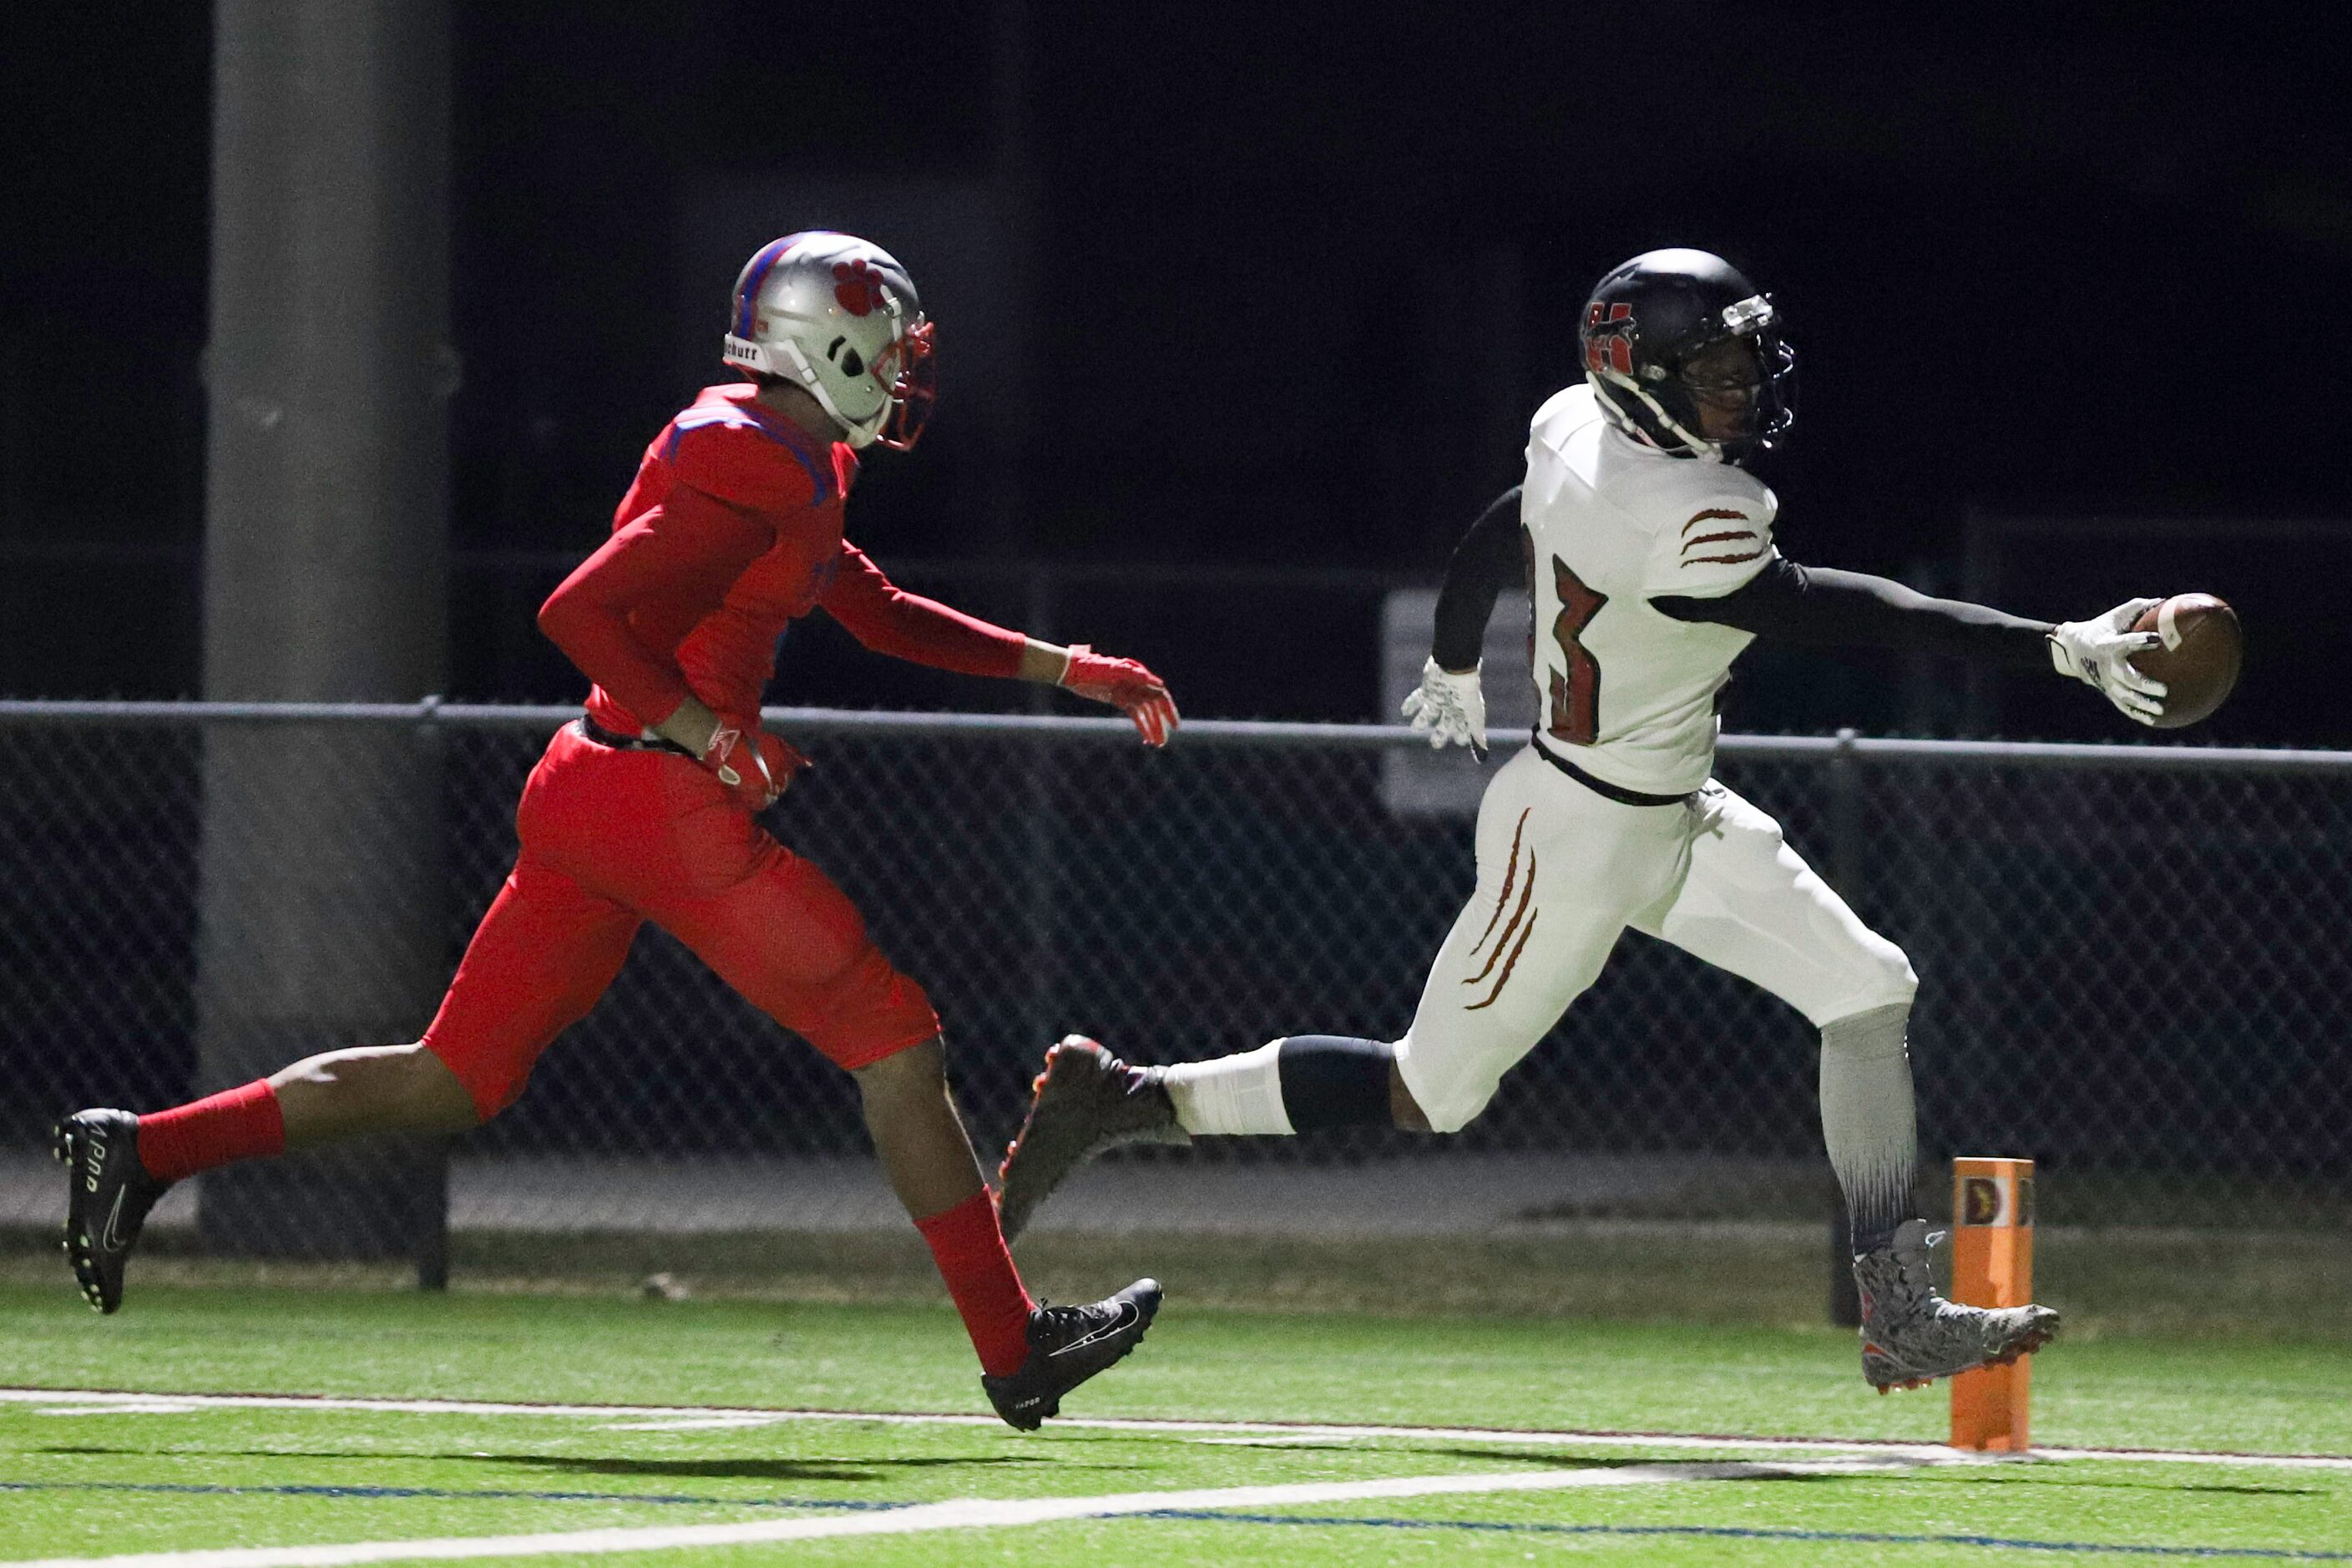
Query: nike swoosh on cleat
99 1186 130 1253
1049 1302 1140 1358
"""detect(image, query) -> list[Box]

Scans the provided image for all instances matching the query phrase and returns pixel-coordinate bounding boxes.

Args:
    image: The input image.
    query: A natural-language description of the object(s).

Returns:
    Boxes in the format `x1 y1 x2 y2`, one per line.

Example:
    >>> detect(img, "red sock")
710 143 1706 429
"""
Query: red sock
137 1080 286 1183
914 1190 1035 1377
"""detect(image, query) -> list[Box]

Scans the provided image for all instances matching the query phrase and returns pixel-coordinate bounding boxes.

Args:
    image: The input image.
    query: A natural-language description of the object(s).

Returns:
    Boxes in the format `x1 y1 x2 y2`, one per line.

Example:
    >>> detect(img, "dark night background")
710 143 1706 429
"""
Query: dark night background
3 5 2344 743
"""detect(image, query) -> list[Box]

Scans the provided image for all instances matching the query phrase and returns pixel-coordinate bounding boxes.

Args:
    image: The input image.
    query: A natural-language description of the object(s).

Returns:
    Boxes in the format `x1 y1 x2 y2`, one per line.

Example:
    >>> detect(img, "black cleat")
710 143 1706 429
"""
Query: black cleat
982 1277 1163 1430
996 1035 1186 1242
53 1110 172 1315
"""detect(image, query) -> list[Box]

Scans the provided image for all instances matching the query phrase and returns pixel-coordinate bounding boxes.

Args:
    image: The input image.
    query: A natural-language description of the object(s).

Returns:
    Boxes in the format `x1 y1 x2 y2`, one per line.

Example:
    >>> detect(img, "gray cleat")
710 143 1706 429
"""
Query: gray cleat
995 1035 1187 1242
1855 1218 2060 1393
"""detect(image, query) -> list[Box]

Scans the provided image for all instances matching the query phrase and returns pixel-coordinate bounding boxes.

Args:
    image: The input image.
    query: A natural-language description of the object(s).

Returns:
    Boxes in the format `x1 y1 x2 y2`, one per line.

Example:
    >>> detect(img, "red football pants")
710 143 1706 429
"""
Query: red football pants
422 722 940 1119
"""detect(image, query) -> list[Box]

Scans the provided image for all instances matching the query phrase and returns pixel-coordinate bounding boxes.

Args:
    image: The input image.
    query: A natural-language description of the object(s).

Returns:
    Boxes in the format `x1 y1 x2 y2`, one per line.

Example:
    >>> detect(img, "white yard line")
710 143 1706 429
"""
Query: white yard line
5 1385 2349 1472
0 1457 1920 1567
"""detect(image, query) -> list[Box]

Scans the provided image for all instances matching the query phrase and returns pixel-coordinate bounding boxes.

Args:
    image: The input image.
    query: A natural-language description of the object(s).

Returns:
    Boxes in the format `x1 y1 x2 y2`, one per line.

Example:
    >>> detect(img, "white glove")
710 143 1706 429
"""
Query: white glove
2048 597 2167 726
1400 657 1489 756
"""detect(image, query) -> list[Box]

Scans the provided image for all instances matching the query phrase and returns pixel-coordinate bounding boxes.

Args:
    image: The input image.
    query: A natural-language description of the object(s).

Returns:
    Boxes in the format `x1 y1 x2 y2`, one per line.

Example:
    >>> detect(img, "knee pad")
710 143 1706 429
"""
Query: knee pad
792 952 942 1072
419 1033 524 1122
1854 943 1920 1014
1392 1037 1497 1135
1805 928 1917 1024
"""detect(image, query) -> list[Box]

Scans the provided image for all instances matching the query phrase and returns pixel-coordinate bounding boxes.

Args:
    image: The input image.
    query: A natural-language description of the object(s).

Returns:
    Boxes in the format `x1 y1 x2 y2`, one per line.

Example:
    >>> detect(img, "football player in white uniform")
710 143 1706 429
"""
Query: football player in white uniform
999 249 2169 1392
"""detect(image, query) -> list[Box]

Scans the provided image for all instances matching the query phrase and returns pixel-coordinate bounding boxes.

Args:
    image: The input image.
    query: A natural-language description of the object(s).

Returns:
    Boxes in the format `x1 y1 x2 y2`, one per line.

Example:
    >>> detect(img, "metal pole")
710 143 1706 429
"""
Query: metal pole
195 0 455 1269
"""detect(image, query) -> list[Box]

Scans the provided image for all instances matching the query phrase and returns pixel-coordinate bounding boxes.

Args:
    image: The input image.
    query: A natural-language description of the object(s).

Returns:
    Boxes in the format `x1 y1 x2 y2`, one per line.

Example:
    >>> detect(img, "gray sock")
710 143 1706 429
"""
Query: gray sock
1819 1002 1918 1256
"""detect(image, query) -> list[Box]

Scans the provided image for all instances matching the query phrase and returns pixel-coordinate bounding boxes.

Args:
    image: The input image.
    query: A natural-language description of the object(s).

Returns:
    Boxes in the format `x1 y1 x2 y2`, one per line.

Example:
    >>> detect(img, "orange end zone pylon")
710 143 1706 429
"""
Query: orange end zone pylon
1950 1156 2036 1451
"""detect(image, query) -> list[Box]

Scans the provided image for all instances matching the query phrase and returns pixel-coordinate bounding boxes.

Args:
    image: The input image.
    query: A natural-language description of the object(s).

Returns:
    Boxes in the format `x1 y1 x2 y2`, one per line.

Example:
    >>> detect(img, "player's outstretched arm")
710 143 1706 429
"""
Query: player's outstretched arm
1651 561 2168 724
1651 558 2054 662
1401 487 1525 757
822 544 1178 745
1052 644 1180 746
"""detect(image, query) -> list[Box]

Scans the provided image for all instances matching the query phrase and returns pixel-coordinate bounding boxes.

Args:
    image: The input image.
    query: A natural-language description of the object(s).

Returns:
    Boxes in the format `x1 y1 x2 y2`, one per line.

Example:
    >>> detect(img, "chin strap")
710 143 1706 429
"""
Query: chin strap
1592 372 1726 463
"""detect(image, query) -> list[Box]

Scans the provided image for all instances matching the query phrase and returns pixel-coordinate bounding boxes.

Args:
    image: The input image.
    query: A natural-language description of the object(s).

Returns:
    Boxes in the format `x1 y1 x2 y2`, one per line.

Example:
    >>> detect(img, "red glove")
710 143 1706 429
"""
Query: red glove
1060 644 1180 746
697 722 807 811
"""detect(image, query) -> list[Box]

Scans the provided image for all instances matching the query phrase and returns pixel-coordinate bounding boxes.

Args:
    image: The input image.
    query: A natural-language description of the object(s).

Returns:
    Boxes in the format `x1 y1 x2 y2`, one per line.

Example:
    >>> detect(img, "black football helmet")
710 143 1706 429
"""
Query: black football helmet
1579 248 1795 464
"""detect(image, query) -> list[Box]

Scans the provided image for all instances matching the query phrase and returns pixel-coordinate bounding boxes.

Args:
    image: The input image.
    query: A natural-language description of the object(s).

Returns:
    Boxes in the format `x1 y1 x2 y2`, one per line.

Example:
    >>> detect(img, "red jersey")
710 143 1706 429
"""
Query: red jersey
539 383 1024 734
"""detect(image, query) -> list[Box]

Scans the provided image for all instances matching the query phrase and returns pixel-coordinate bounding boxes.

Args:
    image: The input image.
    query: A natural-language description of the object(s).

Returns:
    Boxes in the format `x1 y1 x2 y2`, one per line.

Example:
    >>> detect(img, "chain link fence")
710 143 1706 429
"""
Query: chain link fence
3 702 2347 1311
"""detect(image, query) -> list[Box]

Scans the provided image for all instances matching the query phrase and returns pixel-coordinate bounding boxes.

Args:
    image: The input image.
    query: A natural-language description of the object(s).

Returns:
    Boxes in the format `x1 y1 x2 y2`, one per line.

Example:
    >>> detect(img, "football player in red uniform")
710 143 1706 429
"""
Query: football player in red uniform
55 232 1175 1429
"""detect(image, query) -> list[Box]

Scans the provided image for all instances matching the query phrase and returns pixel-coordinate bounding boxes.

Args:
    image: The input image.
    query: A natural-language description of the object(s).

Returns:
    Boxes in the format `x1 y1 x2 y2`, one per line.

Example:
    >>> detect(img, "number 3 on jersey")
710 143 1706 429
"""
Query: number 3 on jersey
1546 555 1606 745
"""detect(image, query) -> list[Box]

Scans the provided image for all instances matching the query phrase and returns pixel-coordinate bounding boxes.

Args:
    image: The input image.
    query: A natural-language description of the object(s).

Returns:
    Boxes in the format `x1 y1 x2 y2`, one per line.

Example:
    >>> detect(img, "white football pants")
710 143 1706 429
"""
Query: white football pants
1393 745 1918 1133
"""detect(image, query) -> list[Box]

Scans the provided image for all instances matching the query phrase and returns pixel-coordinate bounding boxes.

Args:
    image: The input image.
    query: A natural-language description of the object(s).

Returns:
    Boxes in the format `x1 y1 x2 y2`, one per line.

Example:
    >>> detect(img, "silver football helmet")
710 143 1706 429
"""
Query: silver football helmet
721 232 936 450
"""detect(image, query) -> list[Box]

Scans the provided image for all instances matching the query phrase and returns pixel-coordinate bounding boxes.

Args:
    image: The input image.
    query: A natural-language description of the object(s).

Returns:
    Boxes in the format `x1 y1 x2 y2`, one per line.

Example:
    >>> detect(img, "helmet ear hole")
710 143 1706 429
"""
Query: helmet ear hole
838 347 864 377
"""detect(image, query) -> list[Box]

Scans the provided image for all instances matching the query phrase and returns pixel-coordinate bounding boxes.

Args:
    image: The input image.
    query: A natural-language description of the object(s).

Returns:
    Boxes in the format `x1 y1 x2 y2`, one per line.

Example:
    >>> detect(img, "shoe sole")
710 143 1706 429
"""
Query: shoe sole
994 1036 1111 1241
1868 1318 2061 1394
1007 1327 1151 1430
1000 1036 1098 1165
52 1120 116 1315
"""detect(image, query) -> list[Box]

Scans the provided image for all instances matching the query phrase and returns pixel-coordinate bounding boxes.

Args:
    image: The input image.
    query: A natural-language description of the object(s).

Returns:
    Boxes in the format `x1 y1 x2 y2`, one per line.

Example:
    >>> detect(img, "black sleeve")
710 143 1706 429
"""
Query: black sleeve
1651 557 2056 670
1429 487 1526 672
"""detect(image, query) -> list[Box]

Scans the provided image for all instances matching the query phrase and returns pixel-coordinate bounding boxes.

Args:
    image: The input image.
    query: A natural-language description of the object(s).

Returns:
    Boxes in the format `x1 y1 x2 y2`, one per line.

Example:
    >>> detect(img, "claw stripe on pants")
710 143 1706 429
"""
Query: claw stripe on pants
1464 815 1538 1009
1466 810 1531 958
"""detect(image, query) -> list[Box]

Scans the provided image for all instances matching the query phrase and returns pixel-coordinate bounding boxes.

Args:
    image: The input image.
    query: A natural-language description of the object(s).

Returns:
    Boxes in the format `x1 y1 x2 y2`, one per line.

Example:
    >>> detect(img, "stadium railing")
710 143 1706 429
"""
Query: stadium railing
3 701 2346 1323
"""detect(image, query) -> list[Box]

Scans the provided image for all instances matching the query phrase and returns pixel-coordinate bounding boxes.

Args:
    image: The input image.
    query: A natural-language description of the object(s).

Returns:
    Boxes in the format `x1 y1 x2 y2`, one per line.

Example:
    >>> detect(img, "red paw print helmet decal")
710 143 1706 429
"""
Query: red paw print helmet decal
833 259 891 317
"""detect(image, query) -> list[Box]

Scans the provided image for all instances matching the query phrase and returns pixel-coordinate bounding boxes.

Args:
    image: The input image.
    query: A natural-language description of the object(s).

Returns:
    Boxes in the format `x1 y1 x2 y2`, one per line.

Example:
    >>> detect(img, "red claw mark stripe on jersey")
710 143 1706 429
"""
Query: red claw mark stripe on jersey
1680 508 1763 567
1682 544 1767 567
1682 508 1750 534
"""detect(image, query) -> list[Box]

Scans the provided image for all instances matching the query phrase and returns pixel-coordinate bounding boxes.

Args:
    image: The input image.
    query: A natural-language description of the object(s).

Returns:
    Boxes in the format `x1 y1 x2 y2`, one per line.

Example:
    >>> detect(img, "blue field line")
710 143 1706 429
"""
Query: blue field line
1149 1510 2352 1560
0 1480 893 1513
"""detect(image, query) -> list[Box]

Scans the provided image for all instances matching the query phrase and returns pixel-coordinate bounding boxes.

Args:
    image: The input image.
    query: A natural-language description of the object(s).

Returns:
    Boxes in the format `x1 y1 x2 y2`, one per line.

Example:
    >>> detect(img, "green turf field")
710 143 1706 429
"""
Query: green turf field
3 1272 2349 1565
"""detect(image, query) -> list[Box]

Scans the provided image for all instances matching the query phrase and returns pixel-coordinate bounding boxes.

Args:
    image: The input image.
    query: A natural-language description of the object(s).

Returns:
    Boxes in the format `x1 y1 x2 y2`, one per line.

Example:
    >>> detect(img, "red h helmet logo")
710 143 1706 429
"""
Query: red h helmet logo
1584 301 1634 376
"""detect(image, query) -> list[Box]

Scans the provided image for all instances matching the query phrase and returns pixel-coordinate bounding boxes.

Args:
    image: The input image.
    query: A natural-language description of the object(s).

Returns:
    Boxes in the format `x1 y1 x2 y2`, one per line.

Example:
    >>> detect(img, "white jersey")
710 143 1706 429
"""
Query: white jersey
1520 382 1778 795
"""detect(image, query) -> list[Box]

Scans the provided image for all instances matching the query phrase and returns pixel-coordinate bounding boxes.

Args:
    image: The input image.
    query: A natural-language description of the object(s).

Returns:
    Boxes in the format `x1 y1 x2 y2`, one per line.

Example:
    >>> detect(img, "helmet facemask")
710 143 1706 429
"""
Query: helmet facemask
1671 325 1796 461
868 318 936 452
1584 276 1798 464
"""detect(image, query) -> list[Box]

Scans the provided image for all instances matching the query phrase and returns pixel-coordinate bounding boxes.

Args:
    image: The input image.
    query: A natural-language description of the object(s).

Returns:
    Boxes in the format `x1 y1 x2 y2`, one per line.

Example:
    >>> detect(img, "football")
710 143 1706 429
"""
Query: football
2129 593 2243 730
